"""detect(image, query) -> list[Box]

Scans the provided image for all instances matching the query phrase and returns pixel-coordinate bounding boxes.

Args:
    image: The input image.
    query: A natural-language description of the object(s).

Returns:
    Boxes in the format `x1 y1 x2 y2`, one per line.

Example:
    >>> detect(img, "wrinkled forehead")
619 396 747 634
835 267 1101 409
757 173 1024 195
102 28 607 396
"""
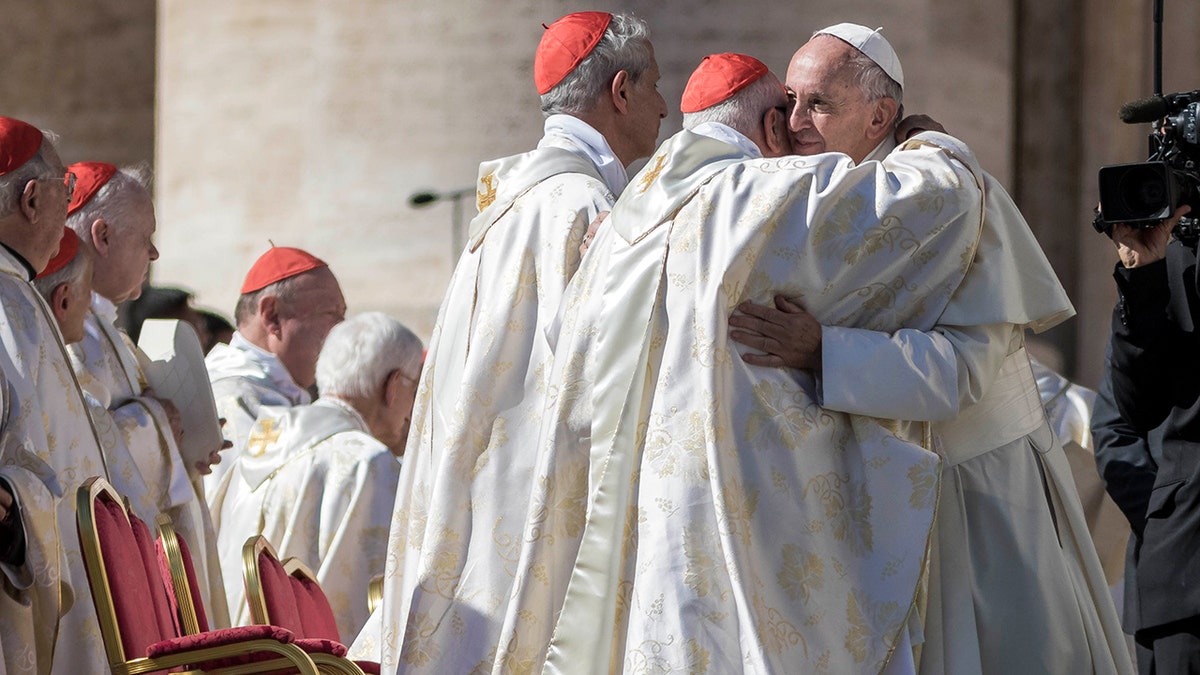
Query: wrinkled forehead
787 35 858 89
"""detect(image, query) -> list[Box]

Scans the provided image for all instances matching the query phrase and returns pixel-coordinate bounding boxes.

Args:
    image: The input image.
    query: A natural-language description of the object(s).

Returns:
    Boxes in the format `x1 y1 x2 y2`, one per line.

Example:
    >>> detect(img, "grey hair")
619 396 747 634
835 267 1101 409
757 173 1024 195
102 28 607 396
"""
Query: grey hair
316 312 424 400
31 247 88 301
233 273 305 327
540 13 653 117
0 132 61 220
813 34 905 125
65 164 152 241
682 76 785 137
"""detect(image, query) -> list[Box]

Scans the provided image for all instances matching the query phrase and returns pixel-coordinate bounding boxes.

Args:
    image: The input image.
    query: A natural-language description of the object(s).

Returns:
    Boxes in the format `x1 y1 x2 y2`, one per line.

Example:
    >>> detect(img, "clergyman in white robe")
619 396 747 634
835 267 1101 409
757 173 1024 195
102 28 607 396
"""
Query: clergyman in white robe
205 331 311 495
350 115 621 670
68 292 230 628
0 245 110 673
489 126 1004 674
808 145 1132 673
212 398 400 640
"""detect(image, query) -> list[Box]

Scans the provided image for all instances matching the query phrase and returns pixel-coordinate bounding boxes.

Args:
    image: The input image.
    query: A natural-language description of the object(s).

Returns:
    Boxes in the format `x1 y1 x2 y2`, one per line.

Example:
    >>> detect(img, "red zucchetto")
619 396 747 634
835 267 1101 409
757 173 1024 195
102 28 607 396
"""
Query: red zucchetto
680 53 770 114
67 162 118 216
534 11 612 95
240 246 328 294
36 227 80 279
0 117 44 176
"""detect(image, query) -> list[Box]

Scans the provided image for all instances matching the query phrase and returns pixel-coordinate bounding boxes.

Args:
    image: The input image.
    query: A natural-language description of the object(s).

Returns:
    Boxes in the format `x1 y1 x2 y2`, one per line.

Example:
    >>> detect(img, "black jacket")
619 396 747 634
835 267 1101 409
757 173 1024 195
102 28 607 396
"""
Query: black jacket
1108 239 1200 630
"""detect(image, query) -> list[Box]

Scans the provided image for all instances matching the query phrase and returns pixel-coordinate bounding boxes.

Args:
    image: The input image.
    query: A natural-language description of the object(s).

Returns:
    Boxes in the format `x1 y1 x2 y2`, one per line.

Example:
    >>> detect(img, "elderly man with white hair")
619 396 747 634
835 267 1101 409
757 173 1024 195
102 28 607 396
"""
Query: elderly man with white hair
0 116 111 674
65 161 232 627
212 311 422 641
728 23 1131 675
350 11 666 672
487 51 1005 675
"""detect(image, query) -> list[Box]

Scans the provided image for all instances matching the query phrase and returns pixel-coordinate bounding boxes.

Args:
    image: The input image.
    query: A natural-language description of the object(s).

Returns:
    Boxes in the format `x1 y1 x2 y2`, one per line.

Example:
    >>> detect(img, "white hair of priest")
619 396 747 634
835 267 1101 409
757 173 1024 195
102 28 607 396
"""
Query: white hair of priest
315 311 423 400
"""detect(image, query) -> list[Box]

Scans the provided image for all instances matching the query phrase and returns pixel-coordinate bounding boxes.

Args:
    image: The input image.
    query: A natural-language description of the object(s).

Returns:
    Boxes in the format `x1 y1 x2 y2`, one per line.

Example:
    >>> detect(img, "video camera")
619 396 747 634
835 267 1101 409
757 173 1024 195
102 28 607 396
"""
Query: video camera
1095 89 1200 238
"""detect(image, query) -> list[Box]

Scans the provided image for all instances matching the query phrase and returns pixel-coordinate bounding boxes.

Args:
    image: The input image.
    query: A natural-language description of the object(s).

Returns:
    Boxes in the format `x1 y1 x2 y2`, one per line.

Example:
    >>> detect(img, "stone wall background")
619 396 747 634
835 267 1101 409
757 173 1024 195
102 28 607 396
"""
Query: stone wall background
3 0 1199 387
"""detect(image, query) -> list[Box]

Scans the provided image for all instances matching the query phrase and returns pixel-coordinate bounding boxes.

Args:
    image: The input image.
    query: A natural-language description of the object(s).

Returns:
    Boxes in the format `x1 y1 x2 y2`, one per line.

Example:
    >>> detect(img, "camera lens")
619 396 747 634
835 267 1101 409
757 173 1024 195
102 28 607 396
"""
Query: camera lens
1099 161 1175 223
1117 165 1168 215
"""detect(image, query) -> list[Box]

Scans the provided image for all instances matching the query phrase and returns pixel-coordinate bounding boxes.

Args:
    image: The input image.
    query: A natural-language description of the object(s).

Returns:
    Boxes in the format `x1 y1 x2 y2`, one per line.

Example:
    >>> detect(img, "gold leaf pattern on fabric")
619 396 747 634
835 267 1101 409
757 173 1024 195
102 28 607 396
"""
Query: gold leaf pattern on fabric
482 636 538 675
686 639 712 673
844 215 921 266
683 524 722 598
402 611 441 666
746 380 834 447
809 191 863 251
908 460 939 510
778 545 825 604
753 592 806 657
416 533 463 599
844 590 903 667
804 473 874 556
717 479 759 548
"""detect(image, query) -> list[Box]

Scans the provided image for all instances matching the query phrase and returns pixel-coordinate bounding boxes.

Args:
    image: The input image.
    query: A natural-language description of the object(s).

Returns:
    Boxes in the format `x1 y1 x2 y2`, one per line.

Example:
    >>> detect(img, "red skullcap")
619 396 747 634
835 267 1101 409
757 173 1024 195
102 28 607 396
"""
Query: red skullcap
0 117 44 176
534 12 612 95
680 53 770 113
240 246 328 294
67 162 118 216
36 227 80 279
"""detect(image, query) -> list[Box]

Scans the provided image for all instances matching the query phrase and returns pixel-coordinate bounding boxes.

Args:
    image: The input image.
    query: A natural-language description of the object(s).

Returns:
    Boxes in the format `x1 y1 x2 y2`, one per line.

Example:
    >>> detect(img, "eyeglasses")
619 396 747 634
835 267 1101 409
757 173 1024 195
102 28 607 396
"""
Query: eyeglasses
41 171 76 200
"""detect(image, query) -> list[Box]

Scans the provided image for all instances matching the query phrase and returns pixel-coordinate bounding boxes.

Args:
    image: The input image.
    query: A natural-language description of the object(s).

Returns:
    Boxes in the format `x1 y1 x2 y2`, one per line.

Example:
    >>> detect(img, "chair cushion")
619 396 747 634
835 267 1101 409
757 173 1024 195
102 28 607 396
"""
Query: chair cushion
88 495 164 658
289 574 341 641
145 624 297 670
356 660 382 674
258 550 304 633
295 636 348 656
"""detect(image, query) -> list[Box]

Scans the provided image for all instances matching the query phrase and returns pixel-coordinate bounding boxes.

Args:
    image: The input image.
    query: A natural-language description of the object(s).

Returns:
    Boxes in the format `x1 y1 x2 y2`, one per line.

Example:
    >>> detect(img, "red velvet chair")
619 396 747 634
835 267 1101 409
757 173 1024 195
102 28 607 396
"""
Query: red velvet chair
76 476 320 674
283 558 382 675
242 536 367 675
153 514 209 636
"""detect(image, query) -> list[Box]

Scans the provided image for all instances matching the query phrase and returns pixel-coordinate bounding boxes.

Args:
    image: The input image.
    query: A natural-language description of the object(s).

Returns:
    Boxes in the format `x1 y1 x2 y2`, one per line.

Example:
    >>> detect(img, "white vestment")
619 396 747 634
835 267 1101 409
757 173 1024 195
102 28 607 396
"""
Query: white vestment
349 117 619 671
1031 358 1130 589
68 295 230 628
499 128 999 674
204 331 310 499
211 398 399 641
0 246 109 673
816 149 1132 671
0 458 64 675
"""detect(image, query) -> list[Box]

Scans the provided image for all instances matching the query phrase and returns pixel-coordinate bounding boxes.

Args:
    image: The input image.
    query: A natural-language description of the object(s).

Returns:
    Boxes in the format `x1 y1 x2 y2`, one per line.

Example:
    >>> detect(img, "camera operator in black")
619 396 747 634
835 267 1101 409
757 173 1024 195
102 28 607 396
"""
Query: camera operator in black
1105 203 1199 672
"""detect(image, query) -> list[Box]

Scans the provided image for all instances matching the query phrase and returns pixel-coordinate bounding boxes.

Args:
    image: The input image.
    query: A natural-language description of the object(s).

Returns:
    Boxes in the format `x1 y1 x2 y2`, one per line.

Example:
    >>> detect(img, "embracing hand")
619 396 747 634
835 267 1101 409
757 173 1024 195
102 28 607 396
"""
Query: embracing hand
728 295 822 370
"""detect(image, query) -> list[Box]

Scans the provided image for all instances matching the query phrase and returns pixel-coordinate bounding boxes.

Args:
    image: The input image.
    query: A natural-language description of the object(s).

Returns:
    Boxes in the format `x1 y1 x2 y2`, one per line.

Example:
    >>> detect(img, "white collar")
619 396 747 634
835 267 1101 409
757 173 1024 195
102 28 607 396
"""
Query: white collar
539 114 629 193
690 122 762 160
864 136 897 163
229 331 310 405
316 396 370 433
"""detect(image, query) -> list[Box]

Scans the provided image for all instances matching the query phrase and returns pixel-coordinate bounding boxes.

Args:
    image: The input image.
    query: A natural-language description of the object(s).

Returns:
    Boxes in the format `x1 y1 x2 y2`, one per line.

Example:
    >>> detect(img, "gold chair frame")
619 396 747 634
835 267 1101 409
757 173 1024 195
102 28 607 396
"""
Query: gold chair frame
77 477 319 675
242 535 366 675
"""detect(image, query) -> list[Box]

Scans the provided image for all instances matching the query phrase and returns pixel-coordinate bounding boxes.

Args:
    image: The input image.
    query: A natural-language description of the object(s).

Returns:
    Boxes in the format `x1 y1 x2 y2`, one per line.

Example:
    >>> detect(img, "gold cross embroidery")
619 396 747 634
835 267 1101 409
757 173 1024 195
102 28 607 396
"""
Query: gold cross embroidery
477 173 498 210
637 154 668 193
246 418 281 456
